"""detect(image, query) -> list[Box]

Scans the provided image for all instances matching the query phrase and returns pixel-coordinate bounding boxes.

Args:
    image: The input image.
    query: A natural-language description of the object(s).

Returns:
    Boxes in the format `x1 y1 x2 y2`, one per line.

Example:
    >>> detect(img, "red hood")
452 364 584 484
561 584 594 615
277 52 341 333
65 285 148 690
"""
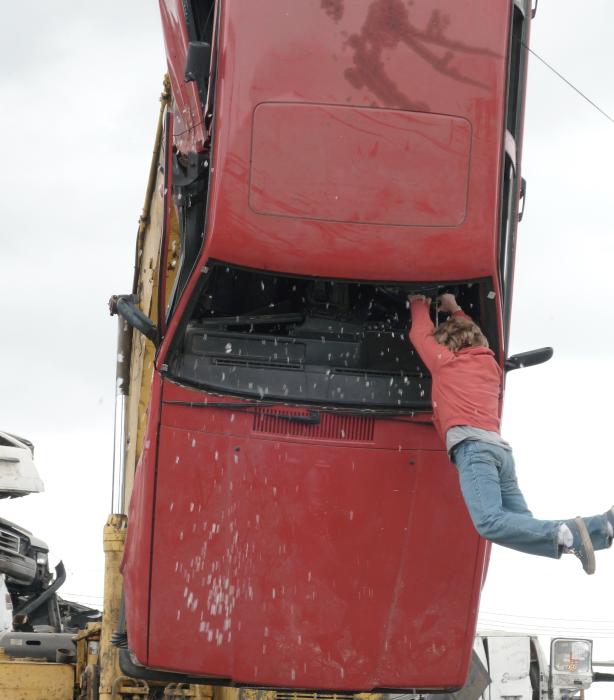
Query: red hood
122 381 488 690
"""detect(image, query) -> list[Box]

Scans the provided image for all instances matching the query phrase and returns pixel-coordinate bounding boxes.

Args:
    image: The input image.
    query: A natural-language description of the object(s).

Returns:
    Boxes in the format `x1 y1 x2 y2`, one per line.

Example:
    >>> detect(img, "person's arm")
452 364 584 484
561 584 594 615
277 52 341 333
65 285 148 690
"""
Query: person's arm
408 296 452 371
438 292 472 322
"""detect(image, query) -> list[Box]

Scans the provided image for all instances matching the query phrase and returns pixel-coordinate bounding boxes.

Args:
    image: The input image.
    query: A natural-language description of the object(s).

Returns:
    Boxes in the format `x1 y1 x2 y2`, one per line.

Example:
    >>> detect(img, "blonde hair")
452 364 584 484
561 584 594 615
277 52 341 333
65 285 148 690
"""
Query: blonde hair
432 316 489 352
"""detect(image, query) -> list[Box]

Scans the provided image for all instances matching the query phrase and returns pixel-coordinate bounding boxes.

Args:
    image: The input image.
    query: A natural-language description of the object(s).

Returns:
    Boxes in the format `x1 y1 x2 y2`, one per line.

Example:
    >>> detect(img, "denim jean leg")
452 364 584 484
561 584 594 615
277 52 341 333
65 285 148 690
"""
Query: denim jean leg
497 449 610 551
498 449 533 518
581 514 611 551
453 440 561 559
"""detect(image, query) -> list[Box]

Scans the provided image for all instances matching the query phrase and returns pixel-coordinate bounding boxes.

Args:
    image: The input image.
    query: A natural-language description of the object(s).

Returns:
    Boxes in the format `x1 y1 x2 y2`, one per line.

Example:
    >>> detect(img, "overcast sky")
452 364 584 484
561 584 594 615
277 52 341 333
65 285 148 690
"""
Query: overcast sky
1 1 613 696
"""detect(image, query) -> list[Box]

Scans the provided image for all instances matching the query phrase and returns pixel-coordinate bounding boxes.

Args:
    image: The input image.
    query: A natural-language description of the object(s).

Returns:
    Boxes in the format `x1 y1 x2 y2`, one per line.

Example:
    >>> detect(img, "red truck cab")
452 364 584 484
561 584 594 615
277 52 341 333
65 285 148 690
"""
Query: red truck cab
119 0 541 692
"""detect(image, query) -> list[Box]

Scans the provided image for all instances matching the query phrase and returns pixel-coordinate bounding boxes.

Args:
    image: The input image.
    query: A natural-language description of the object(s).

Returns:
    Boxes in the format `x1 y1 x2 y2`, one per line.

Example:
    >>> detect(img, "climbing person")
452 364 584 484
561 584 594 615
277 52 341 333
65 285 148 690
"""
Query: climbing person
407 292 614 574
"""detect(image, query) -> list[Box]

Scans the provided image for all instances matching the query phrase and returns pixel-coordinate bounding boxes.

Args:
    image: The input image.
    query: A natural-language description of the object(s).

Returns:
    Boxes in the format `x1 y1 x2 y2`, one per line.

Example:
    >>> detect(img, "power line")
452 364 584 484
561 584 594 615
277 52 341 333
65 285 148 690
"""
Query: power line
479 628 614 640
478 619 614 639
62 592 104 602
481 610 614 625
479 613 614 629
523 41 614 125
479 618 614 632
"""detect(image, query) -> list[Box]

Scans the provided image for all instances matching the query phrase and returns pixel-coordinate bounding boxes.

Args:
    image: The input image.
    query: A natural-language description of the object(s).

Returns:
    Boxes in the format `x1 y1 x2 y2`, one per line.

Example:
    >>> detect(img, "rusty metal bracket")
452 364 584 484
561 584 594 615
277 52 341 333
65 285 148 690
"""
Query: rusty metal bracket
164 682 198 698
111 675 150 698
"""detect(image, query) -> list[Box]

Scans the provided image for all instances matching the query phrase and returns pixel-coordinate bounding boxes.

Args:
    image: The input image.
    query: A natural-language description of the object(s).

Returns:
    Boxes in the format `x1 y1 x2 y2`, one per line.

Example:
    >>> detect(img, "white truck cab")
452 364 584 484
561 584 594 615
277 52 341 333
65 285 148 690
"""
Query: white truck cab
422 631 598 700
474 631 593 700
0 431 44 498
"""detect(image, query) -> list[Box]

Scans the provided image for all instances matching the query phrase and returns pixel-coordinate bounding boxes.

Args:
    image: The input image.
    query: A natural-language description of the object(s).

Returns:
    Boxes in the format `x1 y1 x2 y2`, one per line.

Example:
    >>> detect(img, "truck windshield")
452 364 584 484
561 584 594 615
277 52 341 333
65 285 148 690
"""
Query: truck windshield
168 263 490 409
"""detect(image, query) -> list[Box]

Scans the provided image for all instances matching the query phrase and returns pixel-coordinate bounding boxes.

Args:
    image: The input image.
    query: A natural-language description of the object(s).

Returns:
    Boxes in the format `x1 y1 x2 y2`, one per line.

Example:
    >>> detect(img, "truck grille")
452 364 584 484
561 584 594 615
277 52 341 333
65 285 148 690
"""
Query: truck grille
0 527 21 556
253 408 374 441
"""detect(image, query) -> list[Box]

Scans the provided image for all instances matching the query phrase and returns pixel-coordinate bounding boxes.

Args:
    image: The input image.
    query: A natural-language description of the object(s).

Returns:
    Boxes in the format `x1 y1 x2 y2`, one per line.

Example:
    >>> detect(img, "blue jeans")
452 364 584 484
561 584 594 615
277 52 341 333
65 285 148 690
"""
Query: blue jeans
451 440 611 558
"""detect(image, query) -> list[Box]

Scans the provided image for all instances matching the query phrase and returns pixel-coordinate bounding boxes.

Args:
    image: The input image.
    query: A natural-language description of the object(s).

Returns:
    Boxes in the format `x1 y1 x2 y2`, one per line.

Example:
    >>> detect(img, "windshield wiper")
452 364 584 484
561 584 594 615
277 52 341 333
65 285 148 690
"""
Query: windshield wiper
163 400 430 422
199 313 304 327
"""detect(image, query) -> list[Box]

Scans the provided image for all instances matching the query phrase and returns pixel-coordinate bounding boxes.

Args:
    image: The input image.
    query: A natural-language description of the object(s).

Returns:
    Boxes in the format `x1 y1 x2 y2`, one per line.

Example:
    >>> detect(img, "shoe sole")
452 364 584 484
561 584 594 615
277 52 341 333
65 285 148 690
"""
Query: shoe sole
575 516 596 575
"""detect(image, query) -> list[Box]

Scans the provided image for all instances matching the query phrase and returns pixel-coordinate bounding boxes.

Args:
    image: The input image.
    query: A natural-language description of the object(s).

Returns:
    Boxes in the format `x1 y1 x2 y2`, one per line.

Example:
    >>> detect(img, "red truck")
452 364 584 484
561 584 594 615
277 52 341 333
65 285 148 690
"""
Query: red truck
113 0 550 693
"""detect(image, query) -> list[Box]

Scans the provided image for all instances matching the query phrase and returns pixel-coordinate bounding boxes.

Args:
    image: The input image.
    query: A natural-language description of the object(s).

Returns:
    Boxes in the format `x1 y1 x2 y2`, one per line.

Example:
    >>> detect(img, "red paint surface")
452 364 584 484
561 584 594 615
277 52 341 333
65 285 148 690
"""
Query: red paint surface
198 0 509 282
122 373 163 659
121 0 526 690
124 380 487 689
146 383 486 689
250 103 471 227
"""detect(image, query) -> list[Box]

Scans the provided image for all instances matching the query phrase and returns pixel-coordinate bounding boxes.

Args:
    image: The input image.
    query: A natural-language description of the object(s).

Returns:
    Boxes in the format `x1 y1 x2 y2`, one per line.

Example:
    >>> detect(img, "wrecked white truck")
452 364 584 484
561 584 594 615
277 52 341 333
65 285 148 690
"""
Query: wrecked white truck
0 431 99 644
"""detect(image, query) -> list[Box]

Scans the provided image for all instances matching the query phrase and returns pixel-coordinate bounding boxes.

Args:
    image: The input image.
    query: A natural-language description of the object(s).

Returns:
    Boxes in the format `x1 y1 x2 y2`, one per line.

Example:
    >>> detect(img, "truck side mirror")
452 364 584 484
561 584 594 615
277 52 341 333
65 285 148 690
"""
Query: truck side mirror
109 294 158 343
184 41 212 83
550 638 593 698
505 346 553 372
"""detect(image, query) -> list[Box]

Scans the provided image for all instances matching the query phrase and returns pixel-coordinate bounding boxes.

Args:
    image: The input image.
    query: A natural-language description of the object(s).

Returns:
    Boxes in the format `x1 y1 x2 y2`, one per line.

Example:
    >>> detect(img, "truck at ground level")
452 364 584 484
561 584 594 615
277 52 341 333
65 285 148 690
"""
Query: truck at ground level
457 632 600 700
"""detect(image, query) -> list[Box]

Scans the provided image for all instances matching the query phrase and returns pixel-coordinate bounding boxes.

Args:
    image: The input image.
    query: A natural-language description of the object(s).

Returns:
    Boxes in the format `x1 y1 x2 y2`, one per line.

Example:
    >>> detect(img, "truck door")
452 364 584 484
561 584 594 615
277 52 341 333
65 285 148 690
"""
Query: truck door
487 636 532 699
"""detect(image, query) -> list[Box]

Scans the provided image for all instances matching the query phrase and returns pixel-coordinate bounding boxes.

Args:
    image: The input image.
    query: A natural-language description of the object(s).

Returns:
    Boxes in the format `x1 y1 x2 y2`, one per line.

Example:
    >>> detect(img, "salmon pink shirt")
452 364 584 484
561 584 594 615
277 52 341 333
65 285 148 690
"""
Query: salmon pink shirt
408 299 502 440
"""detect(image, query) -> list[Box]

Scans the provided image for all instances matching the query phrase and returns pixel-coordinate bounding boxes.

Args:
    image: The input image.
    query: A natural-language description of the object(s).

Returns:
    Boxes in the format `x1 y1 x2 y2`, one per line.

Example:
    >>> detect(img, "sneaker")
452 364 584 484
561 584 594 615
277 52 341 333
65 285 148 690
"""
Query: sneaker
564 517 596 575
